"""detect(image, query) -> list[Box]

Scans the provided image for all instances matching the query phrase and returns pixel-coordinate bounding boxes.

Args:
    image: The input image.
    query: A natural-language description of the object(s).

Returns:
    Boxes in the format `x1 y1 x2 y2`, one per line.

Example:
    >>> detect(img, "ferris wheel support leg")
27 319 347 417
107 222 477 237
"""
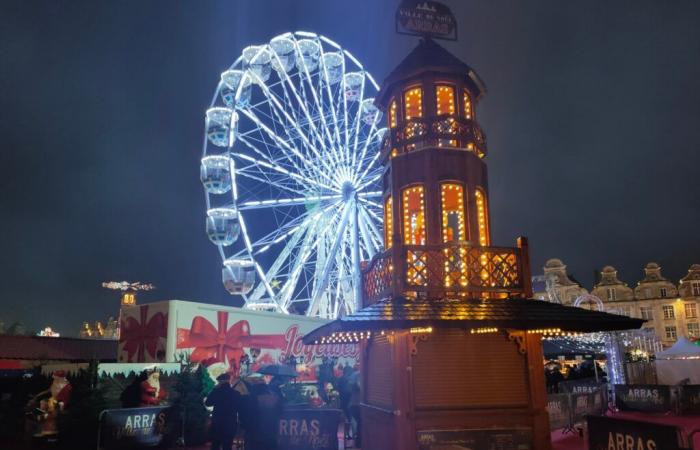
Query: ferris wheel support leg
358 208 378 259
351 197 363 313
308 201 353 317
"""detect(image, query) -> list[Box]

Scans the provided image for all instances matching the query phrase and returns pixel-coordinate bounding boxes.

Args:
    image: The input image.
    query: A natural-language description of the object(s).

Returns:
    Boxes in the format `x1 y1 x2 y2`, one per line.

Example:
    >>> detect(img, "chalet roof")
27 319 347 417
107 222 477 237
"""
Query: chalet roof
377 38 486 106
302 297 644 344
0 335 117 361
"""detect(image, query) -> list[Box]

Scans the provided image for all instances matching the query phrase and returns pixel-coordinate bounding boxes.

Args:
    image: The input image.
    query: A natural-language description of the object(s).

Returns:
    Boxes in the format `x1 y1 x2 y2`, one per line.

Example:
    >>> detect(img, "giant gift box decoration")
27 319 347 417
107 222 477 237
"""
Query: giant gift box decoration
119 300 358 380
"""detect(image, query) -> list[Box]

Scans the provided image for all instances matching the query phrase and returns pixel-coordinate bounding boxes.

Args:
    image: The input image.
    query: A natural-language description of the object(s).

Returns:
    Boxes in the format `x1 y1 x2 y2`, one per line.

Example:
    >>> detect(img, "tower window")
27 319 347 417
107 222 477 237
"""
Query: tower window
441 184 465 242
404 87 422 120
475 188 490 246
463 90 473 120
435 85 456 115
388 99 397 128
384 197 393 249
402 186 425 245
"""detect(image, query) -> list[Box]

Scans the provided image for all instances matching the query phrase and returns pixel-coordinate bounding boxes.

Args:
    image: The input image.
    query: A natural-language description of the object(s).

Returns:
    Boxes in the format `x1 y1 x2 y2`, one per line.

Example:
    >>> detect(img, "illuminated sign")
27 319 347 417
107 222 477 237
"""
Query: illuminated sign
396 1 458 41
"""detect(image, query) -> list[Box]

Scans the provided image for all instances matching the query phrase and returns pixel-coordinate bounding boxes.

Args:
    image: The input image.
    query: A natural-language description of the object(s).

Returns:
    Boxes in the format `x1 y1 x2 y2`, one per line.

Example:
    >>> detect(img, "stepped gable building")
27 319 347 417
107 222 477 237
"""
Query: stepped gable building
532 258 588 305
305 37 642 450
533 262 700 346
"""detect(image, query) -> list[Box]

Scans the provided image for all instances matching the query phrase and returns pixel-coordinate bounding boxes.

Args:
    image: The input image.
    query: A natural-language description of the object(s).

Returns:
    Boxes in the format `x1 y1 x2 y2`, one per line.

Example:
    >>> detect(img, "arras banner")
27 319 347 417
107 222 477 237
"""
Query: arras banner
119 300 359 381
97 406 174 449
614 385 673 413
546 393 570 430
587 415 681 450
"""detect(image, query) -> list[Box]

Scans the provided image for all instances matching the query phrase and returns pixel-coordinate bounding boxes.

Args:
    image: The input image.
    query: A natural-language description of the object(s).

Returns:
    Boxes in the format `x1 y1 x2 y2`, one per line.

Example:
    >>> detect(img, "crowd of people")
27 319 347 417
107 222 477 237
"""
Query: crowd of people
545 360 608 393
206 372 285 450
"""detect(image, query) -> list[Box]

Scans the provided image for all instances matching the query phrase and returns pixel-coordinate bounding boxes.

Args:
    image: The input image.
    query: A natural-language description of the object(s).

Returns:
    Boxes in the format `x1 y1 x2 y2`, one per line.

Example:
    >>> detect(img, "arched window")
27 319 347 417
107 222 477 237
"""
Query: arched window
463 89 473 120
435 85 456 115
384 197 393 248
402 185 425 245
404 87 422 120
475 188 490 246
441 184 466 242
388 99 398 128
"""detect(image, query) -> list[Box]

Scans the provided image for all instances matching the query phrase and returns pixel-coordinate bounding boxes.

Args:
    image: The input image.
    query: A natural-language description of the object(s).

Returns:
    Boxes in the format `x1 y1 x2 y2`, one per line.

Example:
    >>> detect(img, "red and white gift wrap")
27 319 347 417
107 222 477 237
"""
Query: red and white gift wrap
118 300 358 380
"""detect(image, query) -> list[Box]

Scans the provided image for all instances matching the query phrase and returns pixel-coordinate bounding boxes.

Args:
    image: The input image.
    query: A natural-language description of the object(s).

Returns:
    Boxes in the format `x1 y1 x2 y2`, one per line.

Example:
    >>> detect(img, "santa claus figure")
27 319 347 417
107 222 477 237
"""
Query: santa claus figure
140 369 168 406
36 370 72 436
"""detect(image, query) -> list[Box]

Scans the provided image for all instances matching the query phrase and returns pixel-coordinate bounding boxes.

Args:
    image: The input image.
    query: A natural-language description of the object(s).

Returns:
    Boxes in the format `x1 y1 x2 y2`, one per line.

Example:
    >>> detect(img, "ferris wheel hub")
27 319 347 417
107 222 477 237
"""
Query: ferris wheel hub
341 181 356 202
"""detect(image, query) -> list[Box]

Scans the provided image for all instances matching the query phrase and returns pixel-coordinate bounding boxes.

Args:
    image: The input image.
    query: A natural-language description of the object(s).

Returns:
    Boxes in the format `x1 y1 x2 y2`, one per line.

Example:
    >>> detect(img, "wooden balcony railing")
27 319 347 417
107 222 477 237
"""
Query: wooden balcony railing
362 239 532 307
382 114 487 158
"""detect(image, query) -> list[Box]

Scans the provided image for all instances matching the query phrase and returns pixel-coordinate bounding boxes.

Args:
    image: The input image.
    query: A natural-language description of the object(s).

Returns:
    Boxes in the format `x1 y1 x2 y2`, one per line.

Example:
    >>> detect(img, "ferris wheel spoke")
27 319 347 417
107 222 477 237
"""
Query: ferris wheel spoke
246 211 317 303
352 124 382 184
249 73 338 179
234 139 334 192
307 199 354 316
275 63 342 175
359 205 384 248
292 40 341 163
238 109 337 189
358 208 378 259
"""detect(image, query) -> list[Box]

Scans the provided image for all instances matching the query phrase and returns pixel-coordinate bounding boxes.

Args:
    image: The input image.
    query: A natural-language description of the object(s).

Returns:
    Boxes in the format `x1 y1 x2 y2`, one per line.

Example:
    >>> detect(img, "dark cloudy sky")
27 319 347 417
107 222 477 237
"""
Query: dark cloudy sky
1 1 699 335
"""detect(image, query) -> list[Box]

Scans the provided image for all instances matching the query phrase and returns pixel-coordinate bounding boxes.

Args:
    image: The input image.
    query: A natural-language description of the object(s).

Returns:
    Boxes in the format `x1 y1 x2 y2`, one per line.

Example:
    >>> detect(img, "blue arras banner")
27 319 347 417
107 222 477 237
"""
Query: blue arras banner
278 408 342 450
98 406 170 450
587 416 680 450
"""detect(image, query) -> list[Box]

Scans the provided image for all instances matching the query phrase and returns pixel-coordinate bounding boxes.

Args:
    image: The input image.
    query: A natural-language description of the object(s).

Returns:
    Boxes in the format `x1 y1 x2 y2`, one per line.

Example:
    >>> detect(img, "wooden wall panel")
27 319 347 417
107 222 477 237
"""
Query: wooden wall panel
366 335 394 408
412 330 528 409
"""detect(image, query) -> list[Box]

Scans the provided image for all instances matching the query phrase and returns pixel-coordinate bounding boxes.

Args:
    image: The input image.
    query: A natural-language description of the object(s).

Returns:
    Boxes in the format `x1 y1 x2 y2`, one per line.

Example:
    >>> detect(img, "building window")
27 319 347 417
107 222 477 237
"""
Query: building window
686 303 698 319
692 281 700 297
436 85 456 115
404 87 422 120
606 288 617 301
463 89 472 120
402 186 425 245
660 287 667 298
620 306 631 317
688 322 700 337
388 99 397 128
663 305 675 320
664 326 677 340
441 184 465 243
640 306 653 320
644 288 651 299
474 188 490 246
384 197 393 249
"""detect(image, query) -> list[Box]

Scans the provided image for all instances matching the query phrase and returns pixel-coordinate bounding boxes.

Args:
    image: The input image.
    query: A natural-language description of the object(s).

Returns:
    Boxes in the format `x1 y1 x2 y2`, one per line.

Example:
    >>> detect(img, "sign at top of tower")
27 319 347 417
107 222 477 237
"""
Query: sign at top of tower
396 1 458 41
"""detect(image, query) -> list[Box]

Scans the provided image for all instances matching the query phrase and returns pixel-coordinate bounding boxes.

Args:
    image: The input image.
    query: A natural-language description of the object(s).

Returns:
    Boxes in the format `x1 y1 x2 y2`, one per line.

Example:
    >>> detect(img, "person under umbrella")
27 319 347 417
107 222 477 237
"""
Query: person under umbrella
205 373 242 450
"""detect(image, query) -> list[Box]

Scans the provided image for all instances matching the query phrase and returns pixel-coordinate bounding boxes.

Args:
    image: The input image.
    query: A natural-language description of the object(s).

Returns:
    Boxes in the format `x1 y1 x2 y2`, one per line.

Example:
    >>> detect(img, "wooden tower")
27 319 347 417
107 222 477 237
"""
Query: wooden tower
304 36 643 450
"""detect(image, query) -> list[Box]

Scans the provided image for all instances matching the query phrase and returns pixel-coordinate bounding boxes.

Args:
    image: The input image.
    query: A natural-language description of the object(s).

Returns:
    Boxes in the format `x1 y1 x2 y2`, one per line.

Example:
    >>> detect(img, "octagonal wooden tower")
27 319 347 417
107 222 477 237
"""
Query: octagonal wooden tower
305 38 643 450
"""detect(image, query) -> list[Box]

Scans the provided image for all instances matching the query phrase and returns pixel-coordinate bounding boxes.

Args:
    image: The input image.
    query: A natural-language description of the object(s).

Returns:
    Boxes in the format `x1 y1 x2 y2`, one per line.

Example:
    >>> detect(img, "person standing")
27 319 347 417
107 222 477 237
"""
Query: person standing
205 373 242 450
246 377 284 450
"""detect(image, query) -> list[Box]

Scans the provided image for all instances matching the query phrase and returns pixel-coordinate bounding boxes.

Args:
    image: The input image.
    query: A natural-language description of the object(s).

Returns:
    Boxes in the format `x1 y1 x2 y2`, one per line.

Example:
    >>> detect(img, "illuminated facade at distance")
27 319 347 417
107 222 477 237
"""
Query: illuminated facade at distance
304 37 643 450
533 260 700 346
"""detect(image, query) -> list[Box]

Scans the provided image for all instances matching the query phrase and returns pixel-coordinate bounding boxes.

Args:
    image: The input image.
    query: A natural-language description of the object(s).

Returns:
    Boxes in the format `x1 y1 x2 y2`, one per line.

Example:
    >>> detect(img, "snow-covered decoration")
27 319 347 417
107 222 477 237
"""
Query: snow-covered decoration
201 32 385 319
97 362 181 377
102 281 155 291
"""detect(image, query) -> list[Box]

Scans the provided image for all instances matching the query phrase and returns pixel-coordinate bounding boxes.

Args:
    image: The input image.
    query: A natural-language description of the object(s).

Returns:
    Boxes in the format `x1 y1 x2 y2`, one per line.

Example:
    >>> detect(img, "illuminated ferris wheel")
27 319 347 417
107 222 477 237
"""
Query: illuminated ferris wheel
200 32 386 319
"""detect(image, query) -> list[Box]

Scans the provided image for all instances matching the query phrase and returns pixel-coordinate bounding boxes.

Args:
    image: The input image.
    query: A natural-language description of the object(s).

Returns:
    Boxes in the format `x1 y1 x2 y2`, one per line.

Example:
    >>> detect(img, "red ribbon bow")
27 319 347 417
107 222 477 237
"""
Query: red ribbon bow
178 311 286 366
120 305 166 362
187 311 251 365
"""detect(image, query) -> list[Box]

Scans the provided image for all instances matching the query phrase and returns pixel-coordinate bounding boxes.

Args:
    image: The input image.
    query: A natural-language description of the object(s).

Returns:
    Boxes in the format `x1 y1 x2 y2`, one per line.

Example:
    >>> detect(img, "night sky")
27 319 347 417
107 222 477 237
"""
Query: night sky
2 1 699 335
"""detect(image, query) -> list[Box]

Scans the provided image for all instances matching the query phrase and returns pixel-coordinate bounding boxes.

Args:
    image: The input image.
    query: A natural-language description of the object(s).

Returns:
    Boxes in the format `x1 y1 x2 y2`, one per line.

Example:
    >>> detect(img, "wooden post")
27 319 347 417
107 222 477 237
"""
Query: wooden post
526 333 552 450
517 236 533 298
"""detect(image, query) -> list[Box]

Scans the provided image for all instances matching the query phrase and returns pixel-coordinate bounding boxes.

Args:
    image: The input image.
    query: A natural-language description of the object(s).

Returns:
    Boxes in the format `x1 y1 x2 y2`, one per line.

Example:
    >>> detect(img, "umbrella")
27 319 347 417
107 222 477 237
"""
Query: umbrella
256 364 298 378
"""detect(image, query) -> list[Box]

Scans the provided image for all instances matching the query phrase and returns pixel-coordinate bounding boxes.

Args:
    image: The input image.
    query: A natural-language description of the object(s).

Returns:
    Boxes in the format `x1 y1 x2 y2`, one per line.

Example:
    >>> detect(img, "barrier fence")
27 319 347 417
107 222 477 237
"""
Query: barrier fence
547 384 607 433
614 384 700 415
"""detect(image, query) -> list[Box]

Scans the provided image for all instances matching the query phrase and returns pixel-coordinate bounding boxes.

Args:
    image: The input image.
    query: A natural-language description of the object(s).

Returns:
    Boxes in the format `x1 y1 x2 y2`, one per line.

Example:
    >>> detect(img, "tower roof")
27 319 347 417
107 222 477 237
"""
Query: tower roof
377 38 487 106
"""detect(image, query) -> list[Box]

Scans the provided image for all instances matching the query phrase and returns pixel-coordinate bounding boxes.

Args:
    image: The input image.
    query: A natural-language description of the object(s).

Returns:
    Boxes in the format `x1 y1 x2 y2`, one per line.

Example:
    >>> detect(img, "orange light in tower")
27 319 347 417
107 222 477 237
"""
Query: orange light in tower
475 188 490 246
441 184 465 242
384 196 393 249
402 186 425 245
463 90 472 120
404 87 422 120
436 85 455 115
389 99 398 128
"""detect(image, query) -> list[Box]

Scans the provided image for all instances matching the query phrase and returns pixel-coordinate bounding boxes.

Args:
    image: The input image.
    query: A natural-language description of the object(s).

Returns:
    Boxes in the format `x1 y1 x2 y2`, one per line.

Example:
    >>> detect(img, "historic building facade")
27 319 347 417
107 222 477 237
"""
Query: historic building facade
533 260 700 346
